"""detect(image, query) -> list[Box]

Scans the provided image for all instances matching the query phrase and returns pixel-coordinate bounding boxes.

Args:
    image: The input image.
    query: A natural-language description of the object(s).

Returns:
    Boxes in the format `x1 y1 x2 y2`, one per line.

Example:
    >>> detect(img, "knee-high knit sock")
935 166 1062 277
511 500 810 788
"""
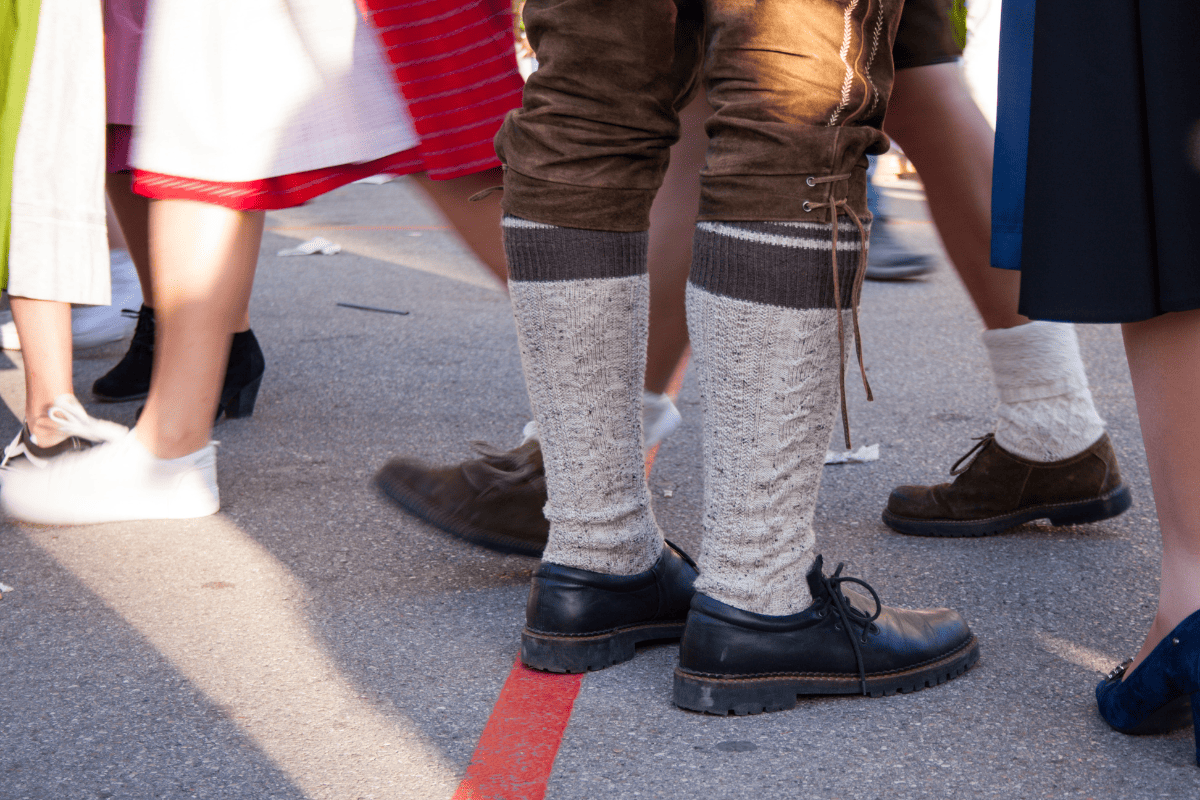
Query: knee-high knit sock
688 219 863 617
503 215 663 575
983 321 1106 462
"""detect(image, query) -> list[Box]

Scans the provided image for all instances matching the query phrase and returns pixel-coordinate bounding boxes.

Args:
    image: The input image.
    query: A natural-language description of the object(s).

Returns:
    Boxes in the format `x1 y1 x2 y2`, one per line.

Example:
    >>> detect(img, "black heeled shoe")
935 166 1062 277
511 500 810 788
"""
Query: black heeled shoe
133 328 266 422
217 330 265 420
93 305 155 402
1096 608 1200 766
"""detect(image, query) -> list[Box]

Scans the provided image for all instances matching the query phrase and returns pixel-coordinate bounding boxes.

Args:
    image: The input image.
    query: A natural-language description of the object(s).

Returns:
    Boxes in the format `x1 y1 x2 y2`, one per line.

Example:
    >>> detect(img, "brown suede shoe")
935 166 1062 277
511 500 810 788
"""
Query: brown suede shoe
882 432 1132 537
374 440 549 557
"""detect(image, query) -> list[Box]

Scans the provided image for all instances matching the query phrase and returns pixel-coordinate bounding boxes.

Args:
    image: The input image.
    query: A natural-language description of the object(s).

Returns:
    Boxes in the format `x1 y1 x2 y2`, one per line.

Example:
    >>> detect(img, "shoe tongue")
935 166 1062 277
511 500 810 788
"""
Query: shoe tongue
805 554 828 599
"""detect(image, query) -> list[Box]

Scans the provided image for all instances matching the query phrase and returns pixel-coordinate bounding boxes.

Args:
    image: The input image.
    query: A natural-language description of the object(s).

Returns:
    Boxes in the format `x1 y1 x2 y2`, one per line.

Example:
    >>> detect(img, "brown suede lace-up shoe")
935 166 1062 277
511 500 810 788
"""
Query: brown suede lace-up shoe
374 440 549 557
882 432 1132 537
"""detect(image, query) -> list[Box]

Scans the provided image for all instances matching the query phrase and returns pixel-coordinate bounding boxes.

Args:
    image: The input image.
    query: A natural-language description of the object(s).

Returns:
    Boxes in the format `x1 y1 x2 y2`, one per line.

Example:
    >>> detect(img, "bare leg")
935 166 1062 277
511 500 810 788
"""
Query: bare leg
409 167 508 284
8 298 73 445
106 172 252 333
644 96 707 394
136 200 263 459
884 61 1029 330
105 172 154 308
1121 309 1200 673
411 116 705 394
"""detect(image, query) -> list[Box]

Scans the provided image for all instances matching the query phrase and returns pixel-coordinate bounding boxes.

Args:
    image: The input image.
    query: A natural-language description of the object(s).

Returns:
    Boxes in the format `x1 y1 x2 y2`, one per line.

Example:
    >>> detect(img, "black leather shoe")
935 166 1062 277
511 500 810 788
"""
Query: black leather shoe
674 555 979 715
521 541 698 674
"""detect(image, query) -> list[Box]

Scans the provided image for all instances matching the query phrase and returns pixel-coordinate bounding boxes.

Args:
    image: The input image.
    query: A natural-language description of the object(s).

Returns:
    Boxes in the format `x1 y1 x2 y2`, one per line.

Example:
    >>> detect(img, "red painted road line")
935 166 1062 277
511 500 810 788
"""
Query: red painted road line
453 351 692 800
452 660 583 800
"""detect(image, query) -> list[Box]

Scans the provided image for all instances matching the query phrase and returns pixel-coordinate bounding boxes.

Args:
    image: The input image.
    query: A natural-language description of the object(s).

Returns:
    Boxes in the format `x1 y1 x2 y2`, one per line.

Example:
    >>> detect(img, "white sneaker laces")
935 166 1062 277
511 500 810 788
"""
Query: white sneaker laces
47 395 129 444
0 396 128 469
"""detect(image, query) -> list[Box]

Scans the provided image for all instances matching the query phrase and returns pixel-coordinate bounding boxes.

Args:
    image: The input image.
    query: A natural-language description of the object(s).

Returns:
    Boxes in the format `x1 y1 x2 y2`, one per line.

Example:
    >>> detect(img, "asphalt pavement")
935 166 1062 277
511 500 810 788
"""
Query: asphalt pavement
1 177 1196 800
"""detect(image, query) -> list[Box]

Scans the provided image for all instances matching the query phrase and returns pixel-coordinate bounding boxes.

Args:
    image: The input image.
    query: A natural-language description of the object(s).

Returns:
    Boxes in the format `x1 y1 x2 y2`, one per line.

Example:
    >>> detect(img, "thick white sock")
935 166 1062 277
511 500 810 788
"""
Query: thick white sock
505 216 663 575
687 219 865 616
983 321 1105 462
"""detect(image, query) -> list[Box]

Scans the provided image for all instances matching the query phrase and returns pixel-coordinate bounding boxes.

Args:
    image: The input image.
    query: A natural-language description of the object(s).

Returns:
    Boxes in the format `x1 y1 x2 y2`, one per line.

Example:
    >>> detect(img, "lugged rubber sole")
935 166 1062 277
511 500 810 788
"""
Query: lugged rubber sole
882 484 1132 538
522 621 686 674
672 635 980 716
374 471 545 558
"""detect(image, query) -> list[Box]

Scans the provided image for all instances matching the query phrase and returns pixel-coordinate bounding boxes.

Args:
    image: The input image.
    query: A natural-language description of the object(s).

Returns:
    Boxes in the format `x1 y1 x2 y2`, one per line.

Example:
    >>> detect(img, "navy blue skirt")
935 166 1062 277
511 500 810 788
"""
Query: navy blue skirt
991 0 1200 323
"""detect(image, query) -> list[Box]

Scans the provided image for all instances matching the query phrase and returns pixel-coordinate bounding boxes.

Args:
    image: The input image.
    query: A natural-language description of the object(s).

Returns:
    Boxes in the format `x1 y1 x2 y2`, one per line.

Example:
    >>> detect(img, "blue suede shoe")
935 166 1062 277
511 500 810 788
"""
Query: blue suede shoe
1096 608 1200 766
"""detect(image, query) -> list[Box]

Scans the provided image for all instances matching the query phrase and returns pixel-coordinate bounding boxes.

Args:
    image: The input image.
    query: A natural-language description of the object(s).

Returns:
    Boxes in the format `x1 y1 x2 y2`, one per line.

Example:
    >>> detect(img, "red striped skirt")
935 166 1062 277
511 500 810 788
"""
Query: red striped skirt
133 0 524 211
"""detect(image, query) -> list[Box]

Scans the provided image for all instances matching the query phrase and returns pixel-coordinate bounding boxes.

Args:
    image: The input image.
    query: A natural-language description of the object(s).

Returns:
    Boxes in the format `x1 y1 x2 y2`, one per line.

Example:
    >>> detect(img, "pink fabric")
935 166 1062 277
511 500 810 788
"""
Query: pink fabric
104 0 147 125
106 124 134 173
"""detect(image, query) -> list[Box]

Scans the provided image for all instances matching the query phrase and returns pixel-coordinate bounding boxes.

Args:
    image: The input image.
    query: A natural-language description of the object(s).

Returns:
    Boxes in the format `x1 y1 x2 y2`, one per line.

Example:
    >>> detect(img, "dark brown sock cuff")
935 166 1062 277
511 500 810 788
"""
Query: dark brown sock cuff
503 217 649 283
689 220 867 310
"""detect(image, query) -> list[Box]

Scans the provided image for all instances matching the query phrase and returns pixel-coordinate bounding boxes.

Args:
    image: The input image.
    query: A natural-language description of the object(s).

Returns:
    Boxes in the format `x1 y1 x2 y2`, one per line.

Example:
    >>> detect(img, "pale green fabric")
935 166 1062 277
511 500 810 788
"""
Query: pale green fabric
1 0 42 288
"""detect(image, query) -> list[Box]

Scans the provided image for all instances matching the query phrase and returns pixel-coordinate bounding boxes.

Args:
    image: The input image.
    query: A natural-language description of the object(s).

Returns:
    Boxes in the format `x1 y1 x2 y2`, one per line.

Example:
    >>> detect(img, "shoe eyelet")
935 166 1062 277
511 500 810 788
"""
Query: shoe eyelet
815 609 825 618
802 201 813 212
833 623 843 631
806 176 816 187
1173 637 1181 645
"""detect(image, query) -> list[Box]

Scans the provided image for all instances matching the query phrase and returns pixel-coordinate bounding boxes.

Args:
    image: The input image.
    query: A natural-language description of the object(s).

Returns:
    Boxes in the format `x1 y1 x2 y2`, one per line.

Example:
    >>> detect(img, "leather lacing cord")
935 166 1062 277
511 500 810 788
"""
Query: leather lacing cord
950 433 996 475
816 563 884 696
468 186 504 201
803 172 873 449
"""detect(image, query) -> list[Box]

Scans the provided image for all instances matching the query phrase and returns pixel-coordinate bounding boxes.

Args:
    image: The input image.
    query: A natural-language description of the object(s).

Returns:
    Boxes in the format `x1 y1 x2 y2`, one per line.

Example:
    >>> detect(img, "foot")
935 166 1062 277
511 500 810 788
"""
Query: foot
92 305 155 402
673 556 979 715
521 541 698 673
374 439 549 557
1096 609 1200 764
374 393 680 557
864 217 936 281
1 396 128 468
882 432 1132 537
0 429 218 524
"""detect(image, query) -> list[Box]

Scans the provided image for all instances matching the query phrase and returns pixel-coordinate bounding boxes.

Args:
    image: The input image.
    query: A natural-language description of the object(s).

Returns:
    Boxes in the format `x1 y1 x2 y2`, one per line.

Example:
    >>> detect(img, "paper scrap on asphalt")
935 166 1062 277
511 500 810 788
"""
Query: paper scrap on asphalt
0 581 13 597
353 174 396 185
824 444 880 465
277 237 342 256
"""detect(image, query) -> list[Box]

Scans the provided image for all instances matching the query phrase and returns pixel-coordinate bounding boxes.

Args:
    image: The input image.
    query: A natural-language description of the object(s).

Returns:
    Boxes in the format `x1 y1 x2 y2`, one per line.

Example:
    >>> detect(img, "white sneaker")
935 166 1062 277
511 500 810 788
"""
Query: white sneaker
518 390 682 451
0 250 143 351
642 390 682 448
0 395 128 468
0 430 219 525
72 250 143 349
0 314 19 350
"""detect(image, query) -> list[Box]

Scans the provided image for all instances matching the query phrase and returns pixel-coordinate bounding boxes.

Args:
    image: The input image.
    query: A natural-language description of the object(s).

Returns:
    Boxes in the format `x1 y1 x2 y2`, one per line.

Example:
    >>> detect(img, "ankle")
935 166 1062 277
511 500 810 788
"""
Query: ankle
133 421 210 460
26 414 67 449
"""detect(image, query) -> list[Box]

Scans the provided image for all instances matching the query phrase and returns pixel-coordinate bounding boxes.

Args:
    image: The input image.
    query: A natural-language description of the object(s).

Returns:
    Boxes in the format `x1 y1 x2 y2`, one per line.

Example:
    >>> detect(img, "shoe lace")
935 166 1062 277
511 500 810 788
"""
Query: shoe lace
1 428 29 469
48 398 129 444
462 441 544 498
816 562 883 696
949 433 996 476
804 173 873 449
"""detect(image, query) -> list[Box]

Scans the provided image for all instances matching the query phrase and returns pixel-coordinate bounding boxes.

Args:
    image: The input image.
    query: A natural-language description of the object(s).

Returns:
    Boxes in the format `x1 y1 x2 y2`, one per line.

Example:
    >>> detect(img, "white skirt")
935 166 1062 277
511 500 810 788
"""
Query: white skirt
134 0 420 183
8 0 108 305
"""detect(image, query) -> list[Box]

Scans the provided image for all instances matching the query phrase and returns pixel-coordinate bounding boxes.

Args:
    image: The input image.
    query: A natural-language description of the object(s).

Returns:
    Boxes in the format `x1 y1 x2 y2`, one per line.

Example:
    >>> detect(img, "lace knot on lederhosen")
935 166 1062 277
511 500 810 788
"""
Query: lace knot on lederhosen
803 172 872 449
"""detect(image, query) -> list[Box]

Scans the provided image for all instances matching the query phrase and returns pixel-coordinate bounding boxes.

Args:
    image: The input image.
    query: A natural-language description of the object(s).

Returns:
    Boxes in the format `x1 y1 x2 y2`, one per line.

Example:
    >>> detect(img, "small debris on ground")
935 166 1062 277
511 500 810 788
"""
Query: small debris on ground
336 301 410 316
277 236 342 256
824 443 880 465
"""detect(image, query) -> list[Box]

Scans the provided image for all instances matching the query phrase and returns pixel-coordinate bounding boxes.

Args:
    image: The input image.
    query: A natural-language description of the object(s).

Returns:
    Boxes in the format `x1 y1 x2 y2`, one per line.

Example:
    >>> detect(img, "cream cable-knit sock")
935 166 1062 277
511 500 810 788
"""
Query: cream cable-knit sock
504 216 662 575
687 219 864 617
983 321 1106 462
